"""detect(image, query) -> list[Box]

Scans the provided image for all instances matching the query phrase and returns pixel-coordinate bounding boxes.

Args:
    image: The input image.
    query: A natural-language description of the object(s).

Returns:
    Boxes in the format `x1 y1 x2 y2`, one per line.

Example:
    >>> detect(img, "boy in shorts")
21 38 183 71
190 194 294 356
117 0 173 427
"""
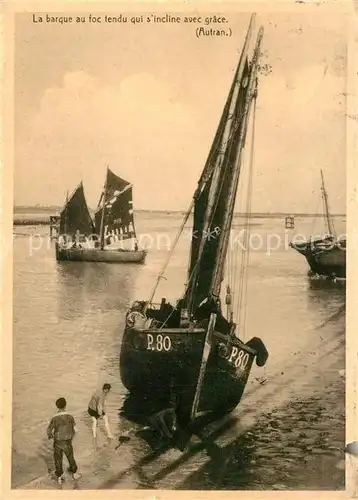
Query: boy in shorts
88 383 114 446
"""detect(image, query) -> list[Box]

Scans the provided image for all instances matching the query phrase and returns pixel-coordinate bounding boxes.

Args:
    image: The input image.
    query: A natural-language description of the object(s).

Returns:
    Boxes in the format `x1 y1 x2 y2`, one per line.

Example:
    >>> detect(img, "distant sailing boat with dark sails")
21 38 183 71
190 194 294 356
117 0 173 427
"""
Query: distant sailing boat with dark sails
55 181 95 259
55 168 147 263
119 16 269 426
289 170 346 280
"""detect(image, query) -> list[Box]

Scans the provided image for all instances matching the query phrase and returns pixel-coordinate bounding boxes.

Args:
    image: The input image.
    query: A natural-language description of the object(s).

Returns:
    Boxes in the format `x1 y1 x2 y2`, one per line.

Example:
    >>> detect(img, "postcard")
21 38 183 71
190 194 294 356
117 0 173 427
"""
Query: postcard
1 1 357 498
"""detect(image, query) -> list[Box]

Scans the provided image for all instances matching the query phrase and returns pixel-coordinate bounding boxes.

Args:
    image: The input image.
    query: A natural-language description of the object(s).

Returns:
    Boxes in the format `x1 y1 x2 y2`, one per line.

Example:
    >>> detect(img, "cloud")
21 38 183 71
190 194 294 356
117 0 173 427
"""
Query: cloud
16 71 203 210
15 58 346 213
250 63 346 213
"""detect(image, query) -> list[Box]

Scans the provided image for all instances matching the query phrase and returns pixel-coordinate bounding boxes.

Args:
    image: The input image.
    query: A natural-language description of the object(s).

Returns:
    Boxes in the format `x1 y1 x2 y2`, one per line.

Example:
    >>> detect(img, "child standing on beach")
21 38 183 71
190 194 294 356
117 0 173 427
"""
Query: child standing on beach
47 397 80 485
88 383 114 445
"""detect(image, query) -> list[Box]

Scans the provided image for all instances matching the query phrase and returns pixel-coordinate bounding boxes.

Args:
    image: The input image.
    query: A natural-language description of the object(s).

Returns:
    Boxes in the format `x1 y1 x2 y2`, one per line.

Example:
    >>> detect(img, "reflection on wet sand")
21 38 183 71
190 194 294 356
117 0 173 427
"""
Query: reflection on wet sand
55 262 139 320
305 278 345 324
178 388 345 491
13 214 346 490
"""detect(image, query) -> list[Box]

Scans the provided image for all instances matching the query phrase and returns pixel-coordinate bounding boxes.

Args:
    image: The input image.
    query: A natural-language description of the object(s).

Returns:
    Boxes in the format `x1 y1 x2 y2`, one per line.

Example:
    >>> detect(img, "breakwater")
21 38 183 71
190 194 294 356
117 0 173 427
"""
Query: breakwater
14 218 51 226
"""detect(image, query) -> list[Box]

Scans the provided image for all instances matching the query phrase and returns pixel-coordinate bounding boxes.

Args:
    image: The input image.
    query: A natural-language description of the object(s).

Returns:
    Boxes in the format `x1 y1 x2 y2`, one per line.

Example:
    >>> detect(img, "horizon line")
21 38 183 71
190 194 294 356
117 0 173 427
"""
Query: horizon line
13 205 346 217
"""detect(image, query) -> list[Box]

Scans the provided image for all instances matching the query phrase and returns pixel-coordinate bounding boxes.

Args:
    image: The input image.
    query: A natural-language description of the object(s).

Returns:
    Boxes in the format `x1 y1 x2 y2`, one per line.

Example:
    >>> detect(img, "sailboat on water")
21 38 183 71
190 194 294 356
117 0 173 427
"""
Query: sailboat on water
55 167 147 263
119 15 269 427
289 169 346 280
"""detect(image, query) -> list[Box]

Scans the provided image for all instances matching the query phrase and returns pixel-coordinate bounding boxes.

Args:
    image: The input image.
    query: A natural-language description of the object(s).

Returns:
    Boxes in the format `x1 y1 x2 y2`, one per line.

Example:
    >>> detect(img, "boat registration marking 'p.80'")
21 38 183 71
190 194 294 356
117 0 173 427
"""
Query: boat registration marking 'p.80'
146 333 172 352
227 346 250 371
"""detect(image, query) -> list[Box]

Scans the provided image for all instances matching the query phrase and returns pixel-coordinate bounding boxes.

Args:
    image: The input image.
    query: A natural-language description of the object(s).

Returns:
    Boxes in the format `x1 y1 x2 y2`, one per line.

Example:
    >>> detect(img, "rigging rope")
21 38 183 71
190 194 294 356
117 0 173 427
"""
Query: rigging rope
239 96 257 336
159 167 235 329
231 180 246 327
227 147 247 325
148 137 228 315
147 51 260 324
234 94 257 338
226 225 234 320
323 192 336 237
311 185 336 239
310 193 322 238
185 110 245 317
149 134 230 320
145 199 194 311
155 145 232 328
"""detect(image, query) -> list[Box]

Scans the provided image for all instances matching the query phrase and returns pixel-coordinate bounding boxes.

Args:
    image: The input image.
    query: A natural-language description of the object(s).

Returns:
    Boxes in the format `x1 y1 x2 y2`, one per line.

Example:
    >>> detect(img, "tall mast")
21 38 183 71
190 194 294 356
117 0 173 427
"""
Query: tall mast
130 186 137 241
194 14 256 192
186 15 256 315
210 28 263 300
64 190 69 235
99 166 109 249
320 169 334 237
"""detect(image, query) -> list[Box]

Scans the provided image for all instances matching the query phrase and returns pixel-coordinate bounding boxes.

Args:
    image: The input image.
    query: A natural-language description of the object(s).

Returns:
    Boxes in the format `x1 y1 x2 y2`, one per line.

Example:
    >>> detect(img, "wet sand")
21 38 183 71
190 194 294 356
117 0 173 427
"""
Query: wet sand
12 215 346 490
180 371 345 490
15 317 344 491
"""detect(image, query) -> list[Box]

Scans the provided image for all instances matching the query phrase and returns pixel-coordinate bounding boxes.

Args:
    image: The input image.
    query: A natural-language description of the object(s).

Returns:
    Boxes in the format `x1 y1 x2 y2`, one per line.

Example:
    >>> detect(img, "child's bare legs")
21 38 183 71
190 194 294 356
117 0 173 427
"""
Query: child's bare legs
91 417 98 438
103 414 114 439
91 416 98 449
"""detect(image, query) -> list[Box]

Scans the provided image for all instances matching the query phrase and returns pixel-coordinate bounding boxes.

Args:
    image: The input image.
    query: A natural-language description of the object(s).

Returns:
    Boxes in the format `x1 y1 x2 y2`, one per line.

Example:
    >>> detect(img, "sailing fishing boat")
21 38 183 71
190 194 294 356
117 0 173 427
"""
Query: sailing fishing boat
119 15 269 426
289 170 346 279
55 168 147 263
55 182 95 260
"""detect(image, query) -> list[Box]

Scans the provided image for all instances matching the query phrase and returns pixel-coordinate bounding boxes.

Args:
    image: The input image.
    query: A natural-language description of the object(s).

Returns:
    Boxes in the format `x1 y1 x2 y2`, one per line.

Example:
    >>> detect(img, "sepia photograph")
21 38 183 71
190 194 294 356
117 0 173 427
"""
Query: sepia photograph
5 2 351 493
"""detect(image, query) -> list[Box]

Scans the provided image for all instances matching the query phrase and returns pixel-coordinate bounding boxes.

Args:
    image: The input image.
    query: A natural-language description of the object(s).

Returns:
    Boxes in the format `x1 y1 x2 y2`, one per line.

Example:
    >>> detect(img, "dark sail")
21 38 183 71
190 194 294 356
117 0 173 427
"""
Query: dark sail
186 24 255 288
184 19 258 315
94 168 136 242
187 70 240 289
210 55 258 298
59 182 94 237
191 59 252 310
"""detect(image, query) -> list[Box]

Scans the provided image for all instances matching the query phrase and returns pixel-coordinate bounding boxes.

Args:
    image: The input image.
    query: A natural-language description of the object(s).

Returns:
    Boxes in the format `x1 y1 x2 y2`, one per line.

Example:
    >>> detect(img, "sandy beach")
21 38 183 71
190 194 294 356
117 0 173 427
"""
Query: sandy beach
13 303 344 490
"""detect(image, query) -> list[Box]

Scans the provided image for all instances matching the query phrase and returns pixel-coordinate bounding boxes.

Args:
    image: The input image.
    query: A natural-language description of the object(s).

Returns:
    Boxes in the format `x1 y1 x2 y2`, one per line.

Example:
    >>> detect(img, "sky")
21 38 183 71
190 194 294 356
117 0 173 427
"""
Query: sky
14 10 347 213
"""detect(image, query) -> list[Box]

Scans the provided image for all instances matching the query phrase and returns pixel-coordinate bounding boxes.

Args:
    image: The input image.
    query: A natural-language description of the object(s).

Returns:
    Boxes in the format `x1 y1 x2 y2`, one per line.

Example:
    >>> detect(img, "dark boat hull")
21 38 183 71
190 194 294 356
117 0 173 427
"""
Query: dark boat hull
120 323 262 424
55 243 147 264
290 239 346 279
